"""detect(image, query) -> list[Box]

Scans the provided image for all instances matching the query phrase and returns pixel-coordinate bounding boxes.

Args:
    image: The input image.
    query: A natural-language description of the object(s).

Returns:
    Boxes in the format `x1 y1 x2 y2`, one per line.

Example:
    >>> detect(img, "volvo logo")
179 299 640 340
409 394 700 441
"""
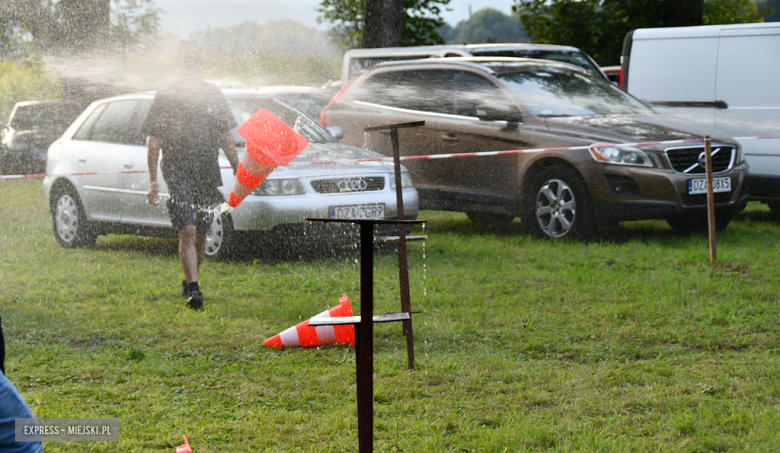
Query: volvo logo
337 178 368 191
698 148 720 168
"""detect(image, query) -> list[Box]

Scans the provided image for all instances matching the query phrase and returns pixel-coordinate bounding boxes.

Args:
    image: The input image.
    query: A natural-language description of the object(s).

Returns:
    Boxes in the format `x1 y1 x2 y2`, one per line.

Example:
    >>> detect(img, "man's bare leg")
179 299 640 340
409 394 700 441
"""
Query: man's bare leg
179 225 199 283
195 231 207 273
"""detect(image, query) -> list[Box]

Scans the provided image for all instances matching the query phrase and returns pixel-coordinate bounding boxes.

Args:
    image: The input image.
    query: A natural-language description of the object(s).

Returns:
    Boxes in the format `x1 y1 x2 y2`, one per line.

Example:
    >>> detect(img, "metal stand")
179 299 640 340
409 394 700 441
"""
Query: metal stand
364 121 425 370
307 217 424 453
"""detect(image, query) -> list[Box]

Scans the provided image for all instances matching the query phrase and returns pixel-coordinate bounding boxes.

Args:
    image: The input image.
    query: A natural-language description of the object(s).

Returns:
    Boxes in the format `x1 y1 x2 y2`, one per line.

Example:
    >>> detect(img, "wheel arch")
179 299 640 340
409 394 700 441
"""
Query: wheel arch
519 157 590 206
49 178 86 213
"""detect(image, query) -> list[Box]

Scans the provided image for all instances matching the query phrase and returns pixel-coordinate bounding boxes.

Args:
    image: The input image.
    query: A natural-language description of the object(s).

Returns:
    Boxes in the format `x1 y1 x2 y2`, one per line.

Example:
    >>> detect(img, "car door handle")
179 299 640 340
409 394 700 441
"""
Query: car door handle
123 161 133 169
78 158 87 164
442 134 459 142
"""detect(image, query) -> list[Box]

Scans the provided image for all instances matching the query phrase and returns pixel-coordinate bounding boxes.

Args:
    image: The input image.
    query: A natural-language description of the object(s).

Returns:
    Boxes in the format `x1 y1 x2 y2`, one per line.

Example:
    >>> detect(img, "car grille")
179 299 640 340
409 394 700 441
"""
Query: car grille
665 145 735 174
311 176 385 194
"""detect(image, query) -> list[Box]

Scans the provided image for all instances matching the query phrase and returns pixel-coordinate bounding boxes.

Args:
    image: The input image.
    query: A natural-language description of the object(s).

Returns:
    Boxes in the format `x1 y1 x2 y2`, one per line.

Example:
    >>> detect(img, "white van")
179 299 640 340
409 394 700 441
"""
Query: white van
341 43 609 84
622 22 780 209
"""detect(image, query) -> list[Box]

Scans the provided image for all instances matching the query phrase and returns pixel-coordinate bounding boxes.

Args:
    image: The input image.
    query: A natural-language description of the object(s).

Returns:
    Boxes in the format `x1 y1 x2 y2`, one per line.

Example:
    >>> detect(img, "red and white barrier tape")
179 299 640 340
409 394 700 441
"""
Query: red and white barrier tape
2 136 779 180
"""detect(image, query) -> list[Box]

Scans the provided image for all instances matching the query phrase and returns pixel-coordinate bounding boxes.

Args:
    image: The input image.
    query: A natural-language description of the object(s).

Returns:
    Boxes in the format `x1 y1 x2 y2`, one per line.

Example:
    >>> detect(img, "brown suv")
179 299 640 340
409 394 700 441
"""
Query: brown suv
322 58 748 238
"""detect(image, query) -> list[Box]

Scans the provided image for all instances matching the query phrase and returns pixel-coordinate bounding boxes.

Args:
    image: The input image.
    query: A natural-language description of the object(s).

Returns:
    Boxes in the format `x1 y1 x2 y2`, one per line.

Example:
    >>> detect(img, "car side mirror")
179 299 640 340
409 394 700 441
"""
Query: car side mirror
325 126 344 141
476 106 522 124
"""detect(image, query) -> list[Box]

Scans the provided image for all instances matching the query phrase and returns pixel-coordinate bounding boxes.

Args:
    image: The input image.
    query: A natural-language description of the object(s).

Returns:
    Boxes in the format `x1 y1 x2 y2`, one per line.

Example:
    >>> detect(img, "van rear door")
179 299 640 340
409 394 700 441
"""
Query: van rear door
716 25 780 200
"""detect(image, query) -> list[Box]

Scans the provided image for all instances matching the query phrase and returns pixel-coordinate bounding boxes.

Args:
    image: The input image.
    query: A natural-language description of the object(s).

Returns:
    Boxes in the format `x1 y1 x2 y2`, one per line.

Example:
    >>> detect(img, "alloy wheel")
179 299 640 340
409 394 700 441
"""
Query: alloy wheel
535 178 577 238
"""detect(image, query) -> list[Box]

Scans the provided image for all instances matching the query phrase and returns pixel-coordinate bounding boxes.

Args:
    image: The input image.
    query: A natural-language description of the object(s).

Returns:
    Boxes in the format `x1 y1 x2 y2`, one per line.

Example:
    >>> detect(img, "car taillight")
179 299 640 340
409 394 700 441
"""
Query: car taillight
619 68 624 89
320 77 356 127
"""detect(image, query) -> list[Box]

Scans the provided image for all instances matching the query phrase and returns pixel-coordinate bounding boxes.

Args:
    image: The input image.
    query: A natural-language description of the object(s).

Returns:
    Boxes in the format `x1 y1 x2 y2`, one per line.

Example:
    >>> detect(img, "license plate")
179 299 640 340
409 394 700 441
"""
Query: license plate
688 177 731 195
329 204 385 220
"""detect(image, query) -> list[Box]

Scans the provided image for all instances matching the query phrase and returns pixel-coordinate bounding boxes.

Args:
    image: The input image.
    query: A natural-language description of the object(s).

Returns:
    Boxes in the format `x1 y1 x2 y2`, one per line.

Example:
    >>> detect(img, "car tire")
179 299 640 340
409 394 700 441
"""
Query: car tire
667 213 734 234
522 165 596 240
466 211 515 225
50 185 97 248
205 213 244 261
767 202 780 216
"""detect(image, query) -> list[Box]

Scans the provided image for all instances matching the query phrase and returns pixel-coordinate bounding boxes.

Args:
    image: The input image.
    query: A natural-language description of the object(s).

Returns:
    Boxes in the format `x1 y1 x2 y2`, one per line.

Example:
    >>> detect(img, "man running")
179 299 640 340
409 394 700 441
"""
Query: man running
144 40 239 309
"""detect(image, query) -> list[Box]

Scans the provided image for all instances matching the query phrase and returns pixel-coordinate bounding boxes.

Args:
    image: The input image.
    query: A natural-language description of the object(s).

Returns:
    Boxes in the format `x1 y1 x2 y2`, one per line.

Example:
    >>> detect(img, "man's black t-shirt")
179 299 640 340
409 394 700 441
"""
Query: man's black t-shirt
142 80 237 189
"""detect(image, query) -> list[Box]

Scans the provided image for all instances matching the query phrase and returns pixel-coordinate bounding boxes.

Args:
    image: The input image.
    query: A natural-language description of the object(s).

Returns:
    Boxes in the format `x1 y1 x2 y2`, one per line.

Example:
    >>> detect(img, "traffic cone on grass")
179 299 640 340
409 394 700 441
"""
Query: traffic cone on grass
264 294 356 348
228 109 309 208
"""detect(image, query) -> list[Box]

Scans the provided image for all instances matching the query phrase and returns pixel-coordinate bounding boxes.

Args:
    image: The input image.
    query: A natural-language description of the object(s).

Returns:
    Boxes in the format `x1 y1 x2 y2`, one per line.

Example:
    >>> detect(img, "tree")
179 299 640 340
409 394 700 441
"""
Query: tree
364 0 403 48
0 0 159 56
318 0 451 51
451 8 528 44
759 0 779 20
515 0 765 66
108 0 161 53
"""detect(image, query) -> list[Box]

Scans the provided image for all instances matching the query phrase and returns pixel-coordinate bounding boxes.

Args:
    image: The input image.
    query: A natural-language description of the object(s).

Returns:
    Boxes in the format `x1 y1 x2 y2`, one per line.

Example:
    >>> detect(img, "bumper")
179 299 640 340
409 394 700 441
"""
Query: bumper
226 186 420 236
587 161 749 221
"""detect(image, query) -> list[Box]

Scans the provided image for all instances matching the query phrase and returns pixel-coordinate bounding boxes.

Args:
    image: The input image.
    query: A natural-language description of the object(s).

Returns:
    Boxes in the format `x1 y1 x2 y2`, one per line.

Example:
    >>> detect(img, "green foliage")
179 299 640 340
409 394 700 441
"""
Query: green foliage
0 59 61 120
759 0 779 20
515 0 766 66
318 0 451 51
450 8 529 44
4 179 780 450
705 0 766 24
0 0 160 55
108 0 161 53
202 53 341 85
191 20 341 57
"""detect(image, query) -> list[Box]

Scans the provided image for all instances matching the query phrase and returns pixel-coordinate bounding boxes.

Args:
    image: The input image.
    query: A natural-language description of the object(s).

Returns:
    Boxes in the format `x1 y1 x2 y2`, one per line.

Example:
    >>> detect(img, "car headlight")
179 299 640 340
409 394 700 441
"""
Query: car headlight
734 144 744 164
252 179 305 196
389 172 413 189
589 143 654 167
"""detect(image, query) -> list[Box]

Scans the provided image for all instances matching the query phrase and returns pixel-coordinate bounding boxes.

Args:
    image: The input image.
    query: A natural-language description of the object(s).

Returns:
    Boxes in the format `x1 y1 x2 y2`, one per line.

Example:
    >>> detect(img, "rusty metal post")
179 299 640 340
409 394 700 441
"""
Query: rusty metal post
364 121 424 370
389 127 415 370
704 136 717 264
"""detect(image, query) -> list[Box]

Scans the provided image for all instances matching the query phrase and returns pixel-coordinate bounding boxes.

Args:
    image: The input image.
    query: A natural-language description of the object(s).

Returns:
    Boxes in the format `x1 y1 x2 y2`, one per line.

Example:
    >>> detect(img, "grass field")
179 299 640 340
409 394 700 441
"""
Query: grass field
2 178 780 452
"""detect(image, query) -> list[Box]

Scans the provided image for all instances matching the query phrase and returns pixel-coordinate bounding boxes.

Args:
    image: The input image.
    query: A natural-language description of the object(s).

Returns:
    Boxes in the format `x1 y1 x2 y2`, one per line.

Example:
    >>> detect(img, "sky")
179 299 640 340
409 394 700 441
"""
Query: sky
155 0 517 37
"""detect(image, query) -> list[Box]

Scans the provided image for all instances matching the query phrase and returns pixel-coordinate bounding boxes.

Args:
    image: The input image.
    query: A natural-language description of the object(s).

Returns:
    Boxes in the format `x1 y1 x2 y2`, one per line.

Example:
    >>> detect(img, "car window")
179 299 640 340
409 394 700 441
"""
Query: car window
87 100 138 144
228 97 335 145
72 103 108 141
10 103 81 131
128 101 153 146
356 70 454 115
471 49 603 78
354 71 407 108
497 68 651 117
451 71 512 118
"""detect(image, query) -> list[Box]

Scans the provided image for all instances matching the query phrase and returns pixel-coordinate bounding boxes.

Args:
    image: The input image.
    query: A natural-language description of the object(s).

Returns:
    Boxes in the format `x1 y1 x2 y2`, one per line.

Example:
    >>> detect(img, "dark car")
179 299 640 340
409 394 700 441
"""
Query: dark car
1 101 83 175
322 58 749 238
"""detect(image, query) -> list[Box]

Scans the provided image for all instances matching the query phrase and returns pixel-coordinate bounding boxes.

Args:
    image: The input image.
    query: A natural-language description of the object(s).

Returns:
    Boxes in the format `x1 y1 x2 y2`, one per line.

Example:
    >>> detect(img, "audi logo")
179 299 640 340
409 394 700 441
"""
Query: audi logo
337 178 368 191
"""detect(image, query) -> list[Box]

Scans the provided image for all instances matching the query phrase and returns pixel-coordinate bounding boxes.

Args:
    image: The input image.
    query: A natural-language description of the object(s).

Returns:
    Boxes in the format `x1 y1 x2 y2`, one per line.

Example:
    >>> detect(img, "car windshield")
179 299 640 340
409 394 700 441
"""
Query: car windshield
496 68 651 117
11 103 82 131
227 97 336 145
470 49 603 77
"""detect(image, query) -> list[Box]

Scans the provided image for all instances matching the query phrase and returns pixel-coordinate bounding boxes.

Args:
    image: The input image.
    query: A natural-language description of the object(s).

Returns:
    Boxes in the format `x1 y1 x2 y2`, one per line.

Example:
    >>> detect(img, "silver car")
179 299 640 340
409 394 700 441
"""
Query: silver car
42 89 418 259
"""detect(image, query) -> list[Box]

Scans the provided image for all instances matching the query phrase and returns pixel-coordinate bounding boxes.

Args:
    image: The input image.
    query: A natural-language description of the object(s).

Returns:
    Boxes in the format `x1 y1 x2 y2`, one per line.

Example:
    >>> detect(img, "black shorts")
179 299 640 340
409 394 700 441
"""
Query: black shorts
167 184 224 234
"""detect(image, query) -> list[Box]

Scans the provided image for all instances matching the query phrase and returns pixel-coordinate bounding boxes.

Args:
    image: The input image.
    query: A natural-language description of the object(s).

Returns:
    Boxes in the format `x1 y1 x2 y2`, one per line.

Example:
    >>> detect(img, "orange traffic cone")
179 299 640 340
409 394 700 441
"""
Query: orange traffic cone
264 294 356 348
175 435 192 453
228 109 309 208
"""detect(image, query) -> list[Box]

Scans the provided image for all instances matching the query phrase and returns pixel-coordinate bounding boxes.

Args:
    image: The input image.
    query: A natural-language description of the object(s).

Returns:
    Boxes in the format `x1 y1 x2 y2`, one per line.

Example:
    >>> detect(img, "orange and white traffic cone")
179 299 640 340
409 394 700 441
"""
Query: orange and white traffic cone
264 294 356 348
228 109 309 208
175 435 192 453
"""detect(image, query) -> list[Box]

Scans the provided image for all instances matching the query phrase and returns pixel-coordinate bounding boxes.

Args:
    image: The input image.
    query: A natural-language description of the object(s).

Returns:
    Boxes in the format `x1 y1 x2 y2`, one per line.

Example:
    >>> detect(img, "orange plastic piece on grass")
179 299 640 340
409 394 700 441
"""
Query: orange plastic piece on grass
175 435 192 453
228 109 309 208
264 294 356 348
